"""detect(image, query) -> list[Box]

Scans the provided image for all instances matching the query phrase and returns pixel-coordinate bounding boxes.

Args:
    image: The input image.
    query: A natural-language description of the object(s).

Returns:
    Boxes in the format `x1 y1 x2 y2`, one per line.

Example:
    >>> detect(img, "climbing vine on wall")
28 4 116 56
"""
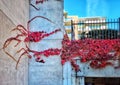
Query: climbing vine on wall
36 0 48 4
30 0 48 10
1 15 61 69
2 23 120 71
1 0 120 72
61 34 120 71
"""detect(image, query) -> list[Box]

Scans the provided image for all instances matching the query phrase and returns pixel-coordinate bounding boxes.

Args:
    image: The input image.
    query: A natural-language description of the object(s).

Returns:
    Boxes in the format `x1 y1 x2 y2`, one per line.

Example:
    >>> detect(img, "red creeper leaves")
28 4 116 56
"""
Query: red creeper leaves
2 13 120 71
24 29 61 42
61 34 120 71
36 0 48 4
1 15 61 69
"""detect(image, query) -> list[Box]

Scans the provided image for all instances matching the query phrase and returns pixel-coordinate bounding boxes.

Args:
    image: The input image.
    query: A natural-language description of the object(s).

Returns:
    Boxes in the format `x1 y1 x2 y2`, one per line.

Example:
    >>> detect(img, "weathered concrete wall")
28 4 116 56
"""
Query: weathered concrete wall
29 0 63 85
0 0 29 85
0 0 29 26
77 60 120 77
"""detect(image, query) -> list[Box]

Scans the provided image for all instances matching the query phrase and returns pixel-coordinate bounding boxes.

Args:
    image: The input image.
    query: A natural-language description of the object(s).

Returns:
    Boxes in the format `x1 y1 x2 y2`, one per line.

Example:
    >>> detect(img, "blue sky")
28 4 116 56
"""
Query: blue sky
64 0 120 18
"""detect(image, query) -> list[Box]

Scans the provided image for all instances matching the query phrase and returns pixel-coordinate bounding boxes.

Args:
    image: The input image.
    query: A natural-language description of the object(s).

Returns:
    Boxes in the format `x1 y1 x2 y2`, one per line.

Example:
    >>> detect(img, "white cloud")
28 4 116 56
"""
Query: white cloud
86 0 108 17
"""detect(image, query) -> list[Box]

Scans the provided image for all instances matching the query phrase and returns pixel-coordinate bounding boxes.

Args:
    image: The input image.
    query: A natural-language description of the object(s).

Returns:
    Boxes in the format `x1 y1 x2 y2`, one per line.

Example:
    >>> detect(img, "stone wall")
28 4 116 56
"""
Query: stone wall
29 0 64 85
0 0 29 85
0 0 64 85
